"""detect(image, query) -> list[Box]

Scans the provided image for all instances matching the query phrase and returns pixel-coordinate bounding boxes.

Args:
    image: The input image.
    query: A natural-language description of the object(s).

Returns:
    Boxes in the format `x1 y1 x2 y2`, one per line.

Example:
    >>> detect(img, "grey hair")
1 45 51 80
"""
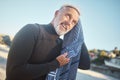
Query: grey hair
59 4 80 15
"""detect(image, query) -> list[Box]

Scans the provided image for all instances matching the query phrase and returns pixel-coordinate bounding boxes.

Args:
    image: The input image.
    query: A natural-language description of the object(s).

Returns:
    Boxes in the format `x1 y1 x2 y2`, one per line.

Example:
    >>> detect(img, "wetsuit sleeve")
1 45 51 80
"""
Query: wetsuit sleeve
6 24 59 80
78 42 90 70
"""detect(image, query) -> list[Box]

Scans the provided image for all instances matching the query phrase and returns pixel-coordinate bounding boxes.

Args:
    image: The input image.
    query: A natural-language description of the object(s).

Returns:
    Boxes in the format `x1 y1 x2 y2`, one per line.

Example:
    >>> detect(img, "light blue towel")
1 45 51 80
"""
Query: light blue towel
46 20 84 80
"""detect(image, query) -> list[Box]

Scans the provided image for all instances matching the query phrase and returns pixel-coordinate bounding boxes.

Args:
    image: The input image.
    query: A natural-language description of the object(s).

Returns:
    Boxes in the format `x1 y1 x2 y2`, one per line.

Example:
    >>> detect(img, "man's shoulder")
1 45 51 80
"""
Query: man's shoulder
24 23 44 28
22 23 47 32
33 23 47 27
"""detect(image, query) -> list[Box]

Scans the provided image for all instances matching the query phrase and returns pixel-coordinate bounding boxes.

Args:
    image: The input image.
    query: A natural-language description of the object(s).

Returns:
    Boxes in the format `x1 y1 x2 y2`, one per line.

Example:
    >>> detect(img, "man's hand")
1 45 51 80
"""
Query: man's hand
56 52 70 67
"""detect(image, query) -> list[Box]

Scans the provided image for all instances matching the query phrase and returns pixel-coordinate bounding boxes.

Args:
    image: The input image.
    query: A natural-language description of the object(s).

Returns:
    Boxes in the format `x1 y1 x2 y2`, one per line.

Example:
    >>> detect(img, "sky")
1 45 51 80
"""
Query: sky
0 0 120 50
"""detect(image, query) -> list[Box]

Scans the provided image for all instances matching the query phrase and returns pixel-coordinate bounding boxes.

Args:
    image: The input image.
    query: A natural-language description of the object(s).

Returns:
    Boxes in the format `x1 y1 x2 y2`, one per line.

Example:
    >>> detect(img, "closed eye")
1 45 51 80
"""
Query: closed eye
72 20 77 25
65 14 71 19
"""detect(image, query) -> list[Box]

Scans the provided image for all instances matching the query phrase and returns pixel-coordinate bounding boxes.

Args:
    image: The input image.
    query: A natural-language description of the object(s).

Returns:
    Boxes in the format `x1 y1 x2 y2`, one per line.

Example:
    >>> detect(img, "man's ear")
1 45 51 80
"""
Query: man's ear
55 10 59 17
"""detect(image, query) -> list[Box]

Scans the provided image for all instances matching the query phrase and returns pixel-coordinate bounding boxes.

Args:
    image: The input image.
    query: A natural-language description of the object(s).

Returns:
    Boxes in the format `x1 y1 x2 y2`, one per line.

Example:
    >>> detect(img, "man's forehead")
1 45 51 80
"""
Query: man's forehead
60 5 80 15
59 7 80 19
64 7 79 19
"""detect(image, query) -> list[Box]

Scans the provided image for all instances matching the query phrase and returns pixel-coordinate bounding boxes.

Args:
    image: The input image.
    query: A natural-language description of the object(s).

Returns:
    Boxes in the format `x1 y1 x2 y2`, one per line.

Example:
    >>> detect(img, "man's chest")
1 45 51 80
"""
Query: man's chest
28 37 62 64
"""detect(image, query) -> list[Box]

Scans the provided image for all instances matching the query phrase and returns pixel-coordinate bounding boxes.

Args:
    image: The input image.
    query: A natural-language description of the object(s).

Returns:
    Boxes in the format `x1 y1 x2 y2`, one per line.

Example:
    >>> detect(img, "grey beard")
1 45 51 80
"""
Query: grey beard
54 25 68 36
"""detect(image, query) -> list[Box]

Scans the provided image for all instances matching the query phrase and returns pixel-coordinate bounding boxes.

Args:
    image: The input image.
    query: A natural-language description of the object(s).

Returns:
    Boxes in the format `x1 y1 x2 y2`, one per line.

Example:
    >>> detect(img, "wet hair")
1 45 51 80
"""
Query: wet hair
59 4 80 15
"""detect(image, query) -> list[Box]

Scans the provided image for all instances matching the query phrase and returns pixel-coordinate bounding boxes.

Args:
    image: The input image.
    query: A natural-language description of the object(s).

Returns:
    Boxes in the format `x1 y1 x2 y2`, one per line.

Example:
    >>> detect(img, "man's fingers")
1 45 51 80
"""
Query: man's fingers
56 52 71 67
63 52 68 57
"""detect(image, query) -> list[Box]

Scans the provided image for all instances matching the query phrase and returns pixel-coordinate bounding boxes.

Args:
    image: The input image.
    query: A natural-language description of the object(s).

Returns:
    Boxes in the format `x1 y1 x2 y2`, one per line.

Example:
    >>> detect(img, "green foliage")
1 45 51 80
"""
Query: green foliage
91 55 110 65
0 35 12 46
100 50 107 57
113 50 120 56
91 57 104 65
89 49 99 55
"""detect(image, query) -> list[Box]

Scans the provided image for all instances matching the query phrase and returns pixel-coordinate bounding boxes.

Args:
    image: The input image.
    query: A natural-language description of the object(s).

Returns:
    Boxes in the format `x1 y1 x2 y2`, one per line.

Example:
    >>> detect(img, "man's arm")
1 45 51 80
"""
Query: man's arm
78 42 90 69
6 24 60 79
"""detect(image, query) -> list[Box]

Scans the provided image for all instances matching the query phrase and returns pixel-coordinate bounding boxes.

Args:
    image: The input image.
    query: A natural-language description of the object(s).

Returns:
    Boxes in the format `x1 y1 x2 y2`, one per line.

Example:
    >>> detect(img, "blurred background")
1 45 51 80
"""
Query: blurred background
0 0 120 80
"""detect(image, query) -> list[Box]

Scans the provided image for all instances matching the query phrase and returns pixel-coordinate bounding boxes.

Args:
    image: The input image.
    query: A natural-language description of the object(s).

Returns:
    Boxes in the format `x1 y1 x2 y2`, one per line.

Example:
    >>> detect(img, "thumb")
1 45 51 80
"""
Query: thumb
63 52 68 57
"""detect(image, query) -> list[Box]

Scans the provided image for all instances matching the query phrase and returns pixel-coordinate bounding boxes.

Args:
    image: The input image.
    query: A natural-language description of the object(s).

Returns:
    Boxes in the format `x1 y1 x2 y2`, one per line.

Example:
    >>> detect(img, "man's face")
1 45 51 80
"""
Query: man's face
53 7 79 35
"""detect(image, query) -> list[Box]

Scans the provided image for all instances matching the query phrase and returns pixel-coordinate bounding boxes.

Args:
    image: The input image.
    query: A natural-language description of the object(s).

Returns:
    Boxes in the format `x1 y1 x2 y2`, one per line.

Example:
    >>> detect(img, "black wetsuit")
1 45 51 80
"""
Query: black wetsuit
6 23 90 80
